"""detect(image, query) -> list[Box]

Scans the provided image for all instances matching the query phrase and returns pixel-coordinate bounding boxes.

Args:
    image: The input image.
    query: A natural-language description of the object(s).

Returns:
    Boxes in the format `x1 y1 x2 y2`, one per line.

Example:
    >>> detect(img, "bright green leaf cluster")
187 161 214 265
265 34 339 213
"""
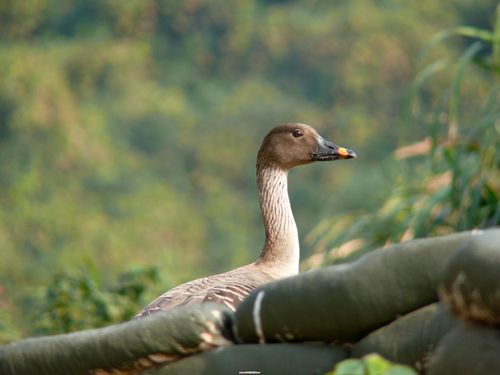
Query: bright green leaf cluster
328 354 417 375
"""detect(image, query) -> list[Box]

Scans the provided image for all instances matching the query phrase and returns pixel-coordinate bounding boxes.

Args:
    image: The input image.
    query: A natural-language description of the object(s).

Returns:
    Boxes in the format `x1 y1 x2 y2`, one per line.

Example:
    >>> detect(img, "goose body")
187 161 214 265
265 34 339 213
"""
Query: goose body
136 124 355 317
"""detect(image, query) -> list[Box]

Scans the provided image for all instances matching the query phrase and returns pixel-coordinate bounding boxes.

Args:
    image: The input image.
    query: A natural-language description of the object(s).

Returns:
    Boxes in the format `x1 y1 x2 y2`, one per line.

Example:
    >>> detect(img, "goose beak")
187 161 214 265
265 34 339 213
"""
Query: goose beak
312 136 357 161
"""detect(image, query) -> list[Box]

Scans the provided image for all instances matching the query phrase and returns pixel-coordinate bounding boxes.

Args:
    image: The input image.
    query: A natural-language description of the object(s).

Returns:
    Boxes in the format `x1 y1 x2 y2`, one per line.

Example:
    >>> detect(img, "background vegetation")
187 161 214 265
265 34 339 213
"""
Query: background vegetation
0 0 498 342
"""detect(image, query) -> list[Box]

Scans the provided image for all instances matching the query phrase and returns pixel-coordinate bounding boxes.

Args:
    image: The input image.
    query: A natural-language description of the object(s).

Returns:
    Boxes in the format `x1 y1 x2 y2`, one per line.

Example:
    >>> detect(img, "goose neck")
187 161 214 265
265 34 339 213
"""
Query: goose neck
255 163 299 276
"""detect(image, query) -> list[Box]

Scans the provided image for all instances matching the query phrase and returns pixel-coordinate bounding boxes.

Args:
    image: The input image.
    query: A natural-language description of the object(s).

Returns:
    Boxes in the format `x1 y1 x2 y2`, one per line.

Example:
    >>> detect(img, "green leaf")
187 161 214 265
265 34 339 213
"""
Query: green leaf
328 354 417 375
493 4 500 64
448 41 483 138
327 359 365 375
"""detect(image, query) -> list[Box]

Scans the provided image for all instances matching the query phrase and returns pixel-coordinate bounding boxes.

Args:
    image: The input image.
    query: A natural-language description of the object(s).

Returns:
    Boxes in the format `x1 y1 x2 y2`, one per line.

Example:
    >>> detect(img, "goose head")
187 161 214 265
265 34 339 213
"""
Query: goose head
258 123 356 170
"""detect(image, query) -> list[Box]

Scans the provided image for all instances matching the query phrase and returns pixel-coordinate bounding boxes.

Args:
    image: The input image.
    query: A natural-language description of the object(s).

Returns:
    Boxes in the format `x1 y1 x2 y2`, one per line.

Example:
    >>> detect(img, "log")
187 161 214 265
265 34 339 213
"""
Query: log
428 322 500 375
0 304 232 375
234 230 498 343
439 229 500 324
153 343 348 375
352 303 455 371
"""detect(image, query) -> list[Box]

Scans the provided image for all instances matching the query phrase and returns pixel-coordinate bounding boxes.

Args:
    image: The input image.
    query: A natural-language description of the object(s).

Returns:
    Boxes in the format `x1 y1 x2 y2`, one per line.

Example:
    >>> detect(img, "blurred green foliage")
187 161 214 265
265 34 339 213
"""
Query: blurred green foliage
0 0 497 342
305 8 499 267
37 266 159 334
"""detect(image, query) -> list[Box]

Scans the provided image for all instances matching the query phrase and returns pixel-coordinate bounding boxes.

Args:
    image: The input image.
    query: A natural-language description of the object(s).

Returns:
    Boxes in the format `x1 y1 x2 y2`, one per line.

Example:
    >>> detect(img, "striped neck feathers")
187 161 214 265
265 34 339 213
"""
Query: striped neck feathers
255 163 299 276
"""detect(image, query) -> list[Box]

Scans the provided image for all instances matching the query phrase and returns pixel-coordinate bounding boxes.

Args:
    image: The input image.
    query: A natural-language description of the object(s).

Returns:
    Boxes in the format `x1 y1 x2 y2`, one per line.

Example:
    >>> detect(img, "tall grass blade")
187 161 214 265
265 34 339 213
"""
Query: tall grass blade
448 42 483 139
493 4 500 64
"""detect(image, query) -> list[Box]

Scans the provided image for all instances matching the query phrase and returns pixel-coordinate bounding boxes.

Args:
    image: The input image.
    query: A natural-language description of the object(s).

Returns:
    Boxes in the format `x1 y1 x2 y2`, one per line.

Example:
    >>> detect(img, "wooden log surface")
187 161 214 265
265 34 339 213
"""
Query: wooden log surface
235 230 498 343
352 303 456 371
0 304 233 375
153 343 348 375
428 322 500 375
439 229 500 325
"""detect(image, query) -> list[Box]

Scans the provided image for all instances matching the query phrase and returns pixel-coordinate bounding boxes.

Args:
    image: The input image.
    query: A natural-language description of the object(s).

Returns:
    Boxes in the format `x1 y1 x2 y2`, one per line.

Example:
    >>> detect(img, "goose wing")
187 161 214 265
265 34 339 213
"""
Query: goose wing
135 269 265 318
197 278 259 311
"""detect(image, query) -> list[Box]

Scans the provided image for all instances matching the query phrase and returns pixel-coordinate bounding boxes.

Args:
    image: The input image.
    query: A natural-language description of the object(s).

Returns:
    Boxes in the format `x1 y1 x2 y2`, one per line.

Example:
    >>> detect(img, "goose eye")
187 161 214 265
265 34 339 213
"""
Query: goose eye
292 129 304 138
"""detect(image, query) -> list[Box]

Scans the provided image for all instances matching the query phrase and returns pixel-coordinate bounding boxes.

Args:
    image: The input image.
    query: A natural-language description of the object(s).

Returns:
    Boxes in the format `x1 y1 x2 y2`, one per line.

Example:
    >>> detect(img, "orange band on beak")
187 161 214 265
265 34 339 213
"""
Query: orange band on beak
338 147 349 157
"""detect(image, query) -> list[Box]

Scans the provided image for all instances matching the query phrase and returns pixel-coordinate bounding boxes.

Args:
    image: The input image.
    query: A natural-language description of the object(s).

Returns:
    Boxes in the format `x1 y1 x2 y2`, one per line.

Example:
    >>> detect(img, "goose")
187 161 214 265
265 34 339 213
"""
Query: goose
136 123 356 317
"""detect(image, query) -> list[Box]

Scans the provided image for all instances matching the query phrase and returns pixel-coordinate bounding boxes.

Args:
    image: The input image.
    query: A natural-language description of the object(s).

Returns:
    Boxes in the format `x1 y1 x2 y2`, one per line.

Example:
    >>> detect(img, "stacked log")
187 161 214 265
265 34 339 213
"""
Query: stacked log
1 229 498 375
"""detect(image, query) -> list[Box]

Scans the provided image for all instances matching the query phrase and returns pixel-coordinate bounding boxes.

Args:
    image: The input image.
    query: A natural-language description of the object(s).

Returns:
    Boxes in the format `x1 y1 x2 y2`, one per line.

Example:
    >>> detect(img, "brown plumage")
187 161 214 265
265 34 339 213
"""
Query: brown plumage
136 123 356 317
